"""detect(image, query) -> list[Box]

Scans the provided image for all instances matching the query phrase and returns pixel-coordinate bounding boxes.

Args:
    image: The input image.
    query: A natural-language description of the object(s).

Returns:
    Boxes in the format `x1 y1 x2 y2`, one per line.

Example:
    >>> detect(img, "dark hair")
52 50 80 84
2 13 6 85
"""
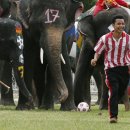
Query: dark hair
112 15 125 24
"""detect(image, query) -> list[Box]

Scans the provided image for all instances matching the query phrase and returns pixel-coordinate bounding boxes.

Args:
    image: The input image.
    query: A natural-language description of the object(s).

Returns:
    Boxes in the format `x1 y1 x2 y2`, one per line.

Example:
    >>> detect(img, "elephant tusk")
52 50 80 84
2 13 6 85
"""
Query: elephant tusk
60 54 66 64
40 48 44 64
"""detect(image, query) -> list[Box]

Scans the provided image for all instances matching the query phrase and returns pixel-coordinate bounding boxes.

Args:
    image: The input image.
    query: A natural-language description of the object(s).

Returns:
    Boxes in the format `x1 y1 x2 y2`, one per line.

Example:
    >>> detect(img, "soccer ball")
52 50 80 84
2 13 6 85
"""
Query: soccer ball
77 102 89 112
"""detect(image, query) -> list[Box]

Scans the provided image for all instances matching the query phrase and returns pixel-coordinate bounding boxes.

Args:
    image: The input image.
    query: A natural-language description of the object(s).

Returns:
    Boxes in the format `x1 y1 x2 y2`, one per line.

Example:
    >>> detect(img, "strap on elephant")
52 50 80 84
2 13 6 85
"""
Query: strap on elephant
76 6 95 22
75 6 95 36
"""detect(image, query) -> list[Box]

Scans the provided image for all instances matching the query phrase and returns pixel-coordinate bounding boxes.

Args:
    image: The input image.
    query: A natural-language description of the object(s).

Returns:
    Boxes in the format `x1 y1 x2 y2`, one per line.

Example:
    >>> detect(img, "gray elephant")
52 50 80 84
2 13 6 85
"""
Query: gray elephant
0 18 33 109
74 7 130 110
15 0 84 110
63 22 103 105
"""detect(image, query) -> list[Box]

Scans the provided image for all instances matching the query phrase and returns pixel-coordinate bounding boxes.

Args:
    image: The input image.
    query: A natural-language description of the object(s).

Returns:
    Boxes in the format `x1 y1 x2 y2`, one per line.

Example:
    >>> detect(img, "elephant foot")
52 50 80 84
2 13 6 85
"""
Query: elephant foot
58 87 68 103
60 100 76 111
16 101 35 110
16 104 34 110
16 96 34 110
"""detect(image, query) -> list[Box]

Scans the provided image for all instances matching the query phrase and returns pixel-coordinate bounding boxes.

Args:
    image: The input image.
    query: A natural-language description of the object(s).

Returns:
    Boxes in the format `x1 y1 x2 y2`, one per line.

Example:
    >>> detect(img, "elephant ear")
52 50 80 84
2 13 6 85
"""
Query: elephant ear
77 14 93 36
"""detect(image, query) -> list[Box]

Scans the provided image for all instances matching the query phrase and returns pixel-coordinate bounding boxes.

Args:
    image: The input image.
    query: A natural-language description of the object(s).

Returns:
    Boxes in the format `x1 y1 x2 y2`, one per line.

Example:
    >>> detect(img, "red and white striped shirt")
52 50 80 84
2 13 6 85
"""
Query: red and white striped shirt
94 31 130 70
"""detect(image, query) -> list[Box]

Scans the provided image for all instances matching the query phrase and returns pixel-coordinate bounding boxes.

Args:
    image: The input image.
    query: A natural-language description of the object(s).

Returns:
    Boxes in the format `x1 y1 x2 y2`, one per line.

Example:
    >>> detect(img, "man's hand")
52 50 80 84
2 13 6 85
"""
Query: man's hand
91 59 97 66
91 52 100 66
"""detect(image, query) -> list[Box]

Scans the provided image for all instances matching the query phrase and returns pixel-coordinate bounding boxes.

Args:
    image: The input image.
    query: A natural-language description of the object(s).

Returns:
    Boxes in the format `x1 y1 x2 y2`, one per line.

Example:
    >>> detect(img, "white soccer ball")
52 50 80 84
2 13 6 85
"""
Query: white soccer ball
77 102 89 112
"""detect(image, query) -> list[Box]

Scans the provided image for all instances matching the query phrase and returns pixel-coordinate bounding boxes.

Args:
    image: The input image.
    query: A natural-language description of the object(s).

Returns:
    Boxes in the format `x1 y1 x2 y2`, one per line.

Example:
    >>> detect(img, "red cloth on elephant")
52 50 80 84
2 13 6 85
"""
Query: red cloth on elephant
93 0 129 16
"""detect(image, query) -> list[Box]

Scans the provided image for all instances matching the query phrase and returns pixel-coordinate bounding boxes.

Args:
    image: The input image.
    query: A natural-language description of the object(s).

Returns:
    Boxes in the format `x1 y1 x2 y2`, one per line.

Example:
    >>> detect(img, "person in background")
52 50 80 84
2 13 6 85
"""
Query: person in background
93 0 130 16
91 15 130 123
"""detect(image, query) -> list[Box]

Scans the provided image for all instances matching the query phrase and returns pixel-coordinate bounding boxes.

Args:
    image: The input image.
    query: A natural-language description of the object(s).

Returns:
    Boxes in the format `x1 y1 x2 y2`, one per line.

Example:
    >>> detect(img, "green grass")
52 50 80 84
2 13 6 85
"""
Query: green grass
0 104 130 130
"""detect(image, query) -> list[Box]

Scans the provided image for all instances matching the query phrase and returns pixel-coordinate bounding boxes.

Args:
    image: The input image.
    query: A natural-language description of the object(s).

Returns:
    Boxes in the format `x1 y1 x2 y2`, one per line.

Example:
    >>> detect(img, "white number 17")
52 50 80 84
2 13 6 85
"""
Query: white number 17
45 9 60 23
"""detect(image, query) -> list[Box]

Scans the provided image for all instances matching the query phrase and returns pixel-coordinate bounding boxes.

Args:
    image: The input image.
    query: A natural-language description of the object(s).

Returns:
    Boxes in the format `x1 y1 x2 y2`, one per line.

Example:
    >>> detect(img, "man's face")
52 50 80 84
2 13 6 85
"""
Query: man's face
113 19 125 33
105 0 113 7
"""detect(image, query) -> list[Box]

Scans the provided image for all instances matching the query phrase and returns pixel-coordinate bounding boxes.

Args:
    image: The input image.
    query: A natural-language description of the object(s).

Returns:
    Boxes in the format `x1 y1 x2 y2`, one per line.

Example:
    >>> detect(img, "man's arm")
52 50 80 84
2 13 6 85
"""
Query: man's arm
91 34 105 66
116 0 130 8
91 52 101 66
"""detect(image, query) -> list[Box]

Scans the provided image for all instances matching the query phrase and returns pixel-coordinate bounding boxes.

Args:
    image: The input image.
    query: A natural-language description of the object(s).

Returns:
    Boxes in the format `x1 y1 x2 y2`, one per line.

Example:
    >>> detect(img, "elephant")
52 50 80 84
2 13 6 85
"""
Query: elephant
0 0 29 106
0 18 34 109
15 0 84 110
74 7 130 110
64 22 103 105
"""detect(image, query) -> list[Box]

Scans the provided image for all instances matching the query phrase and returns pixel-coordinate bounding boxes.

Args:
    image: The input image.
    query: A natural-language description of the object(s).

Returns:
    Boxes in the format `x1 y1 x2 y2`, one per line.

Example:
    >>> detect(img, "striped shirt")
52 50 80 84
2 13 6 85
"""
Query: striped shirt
94 31 130 70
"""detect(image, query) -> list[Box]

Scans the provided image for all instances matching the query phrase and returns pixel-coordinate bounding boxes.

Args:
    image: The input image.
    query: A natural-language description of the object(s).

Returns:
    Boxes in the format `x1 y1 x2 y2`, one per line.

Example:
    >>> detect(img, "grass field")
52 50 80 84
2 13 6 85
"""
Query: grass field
0 104 130 130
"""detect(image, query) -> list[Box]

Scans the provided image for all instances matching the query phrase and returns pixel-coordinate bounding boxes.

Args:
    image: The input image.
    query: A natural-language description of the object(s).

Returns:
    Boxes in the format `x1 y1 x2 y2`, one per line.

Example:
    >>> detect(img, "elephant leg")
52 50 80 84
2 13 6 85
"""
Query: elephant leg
74 53 86 105
17 36 37 109
10 49 34 110
40 28 68 103
74 42 94 107
1 61 15 105
84 65 93 107
33 53 48 108
60 65 76 111
60 35 76 111
31 80 38 107
93 68 102 105
13 64 34 109
40 66 55 110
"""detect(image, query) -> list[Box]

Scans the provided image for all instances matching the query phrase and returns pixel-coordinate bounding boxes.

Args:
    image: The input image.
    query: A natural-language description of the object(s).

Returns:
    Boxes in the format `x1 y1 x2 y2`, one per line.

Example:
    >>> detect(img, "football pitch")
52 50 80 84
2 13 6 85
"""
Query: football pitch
0 104 130 130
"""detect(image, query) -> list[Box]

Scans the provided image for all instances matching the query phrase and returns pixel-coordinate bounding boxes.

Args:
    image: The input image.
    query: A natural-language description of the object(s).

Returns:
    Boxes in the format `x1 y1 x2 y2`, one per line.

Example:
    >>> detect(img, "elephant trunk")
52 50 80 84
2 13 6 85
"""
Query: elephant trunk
41 26 68 103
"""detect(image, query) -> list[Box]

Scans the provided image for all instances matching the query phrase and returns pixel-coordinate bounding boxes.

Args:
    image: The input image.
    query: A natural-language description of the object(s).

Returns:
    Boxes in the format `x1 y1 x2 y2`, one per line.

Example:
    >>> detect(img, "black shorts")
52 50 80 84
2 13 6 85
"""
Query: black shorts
105 66 129 99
